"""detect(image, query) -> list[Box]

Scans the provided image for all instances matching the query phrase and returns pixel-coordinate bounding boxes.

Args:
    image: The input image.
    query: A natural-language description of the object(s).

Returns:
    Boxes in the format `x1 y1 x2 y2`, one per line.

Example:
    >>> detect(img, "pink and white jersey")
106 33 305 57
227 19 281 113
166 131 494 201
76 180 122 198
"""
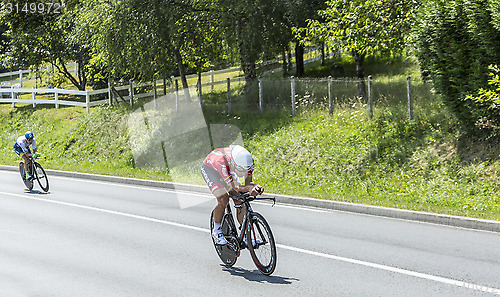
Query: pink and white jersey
202 147 253 185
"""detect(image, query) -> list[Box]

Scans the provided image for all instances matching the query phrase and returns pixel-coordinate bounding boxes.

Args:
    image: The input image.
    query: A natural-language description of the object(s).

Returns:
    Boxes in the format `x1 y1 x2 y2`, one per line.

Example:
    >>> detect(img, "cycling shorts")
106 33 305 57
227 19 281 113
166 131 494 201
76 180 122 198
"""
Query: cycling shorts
13 143 31 157
201 163 231 194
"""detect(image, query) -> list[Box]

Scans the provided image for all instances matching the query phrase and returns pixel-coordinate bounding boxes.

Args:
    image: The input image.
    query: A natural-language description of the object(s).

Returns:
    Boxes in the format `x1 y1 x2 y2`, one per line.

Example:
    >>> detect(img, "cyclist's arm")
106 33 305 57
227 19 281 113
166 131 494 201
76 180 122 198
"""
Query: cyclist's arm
229 179 251 194
245 172 264 195
228 175 263 196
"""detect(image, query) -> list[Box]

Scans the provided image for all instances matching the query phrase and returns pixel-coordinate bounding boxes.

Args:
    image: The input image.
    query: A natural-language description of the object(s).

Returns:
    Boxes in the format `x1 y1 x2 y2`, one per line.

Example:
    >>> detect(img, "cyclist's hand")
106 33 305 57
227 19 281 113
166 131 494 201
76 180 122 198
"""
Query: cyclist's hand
250 185 264 196
33 153 40 158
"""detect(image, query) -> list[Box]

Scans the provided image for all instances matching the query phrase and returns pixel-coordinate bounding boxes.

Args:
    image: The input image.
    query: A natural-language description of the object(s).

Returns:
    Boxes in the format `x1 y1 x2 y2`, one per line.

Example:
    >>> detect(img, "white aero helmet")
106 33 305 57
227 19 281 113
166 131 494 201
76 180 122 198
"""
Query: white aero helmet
230 145 254 172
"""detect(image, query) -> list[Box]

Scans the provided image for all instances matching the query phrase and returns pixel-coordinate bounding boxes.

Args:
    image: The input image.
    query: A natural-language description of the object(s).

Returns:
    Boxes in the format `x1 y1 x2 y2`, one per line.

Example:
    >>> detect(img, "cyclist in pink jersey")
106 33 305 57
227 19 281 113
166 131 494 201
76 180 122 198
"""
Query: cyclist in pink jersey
201 145 264 245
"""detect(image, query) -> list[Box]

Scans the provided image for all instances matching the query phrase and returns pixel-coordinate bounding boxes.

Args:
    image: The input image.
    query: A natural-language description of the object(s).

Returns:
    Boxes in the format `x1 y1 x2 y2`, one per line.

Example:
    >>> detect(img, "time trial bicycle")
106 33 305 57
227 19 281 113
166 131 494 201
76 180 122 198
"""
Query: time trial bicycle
210 193 277 275
19 155 49 192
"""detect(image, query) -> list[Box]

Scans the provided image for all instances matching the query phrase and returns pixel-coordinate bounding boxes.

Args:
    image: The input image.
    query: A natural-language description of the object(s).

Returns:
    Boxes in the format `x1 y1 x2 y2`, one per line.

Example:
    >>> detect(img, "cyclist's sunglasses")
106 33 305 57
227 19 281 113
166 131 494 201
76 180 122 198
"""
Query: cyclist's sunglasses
235 164 254 172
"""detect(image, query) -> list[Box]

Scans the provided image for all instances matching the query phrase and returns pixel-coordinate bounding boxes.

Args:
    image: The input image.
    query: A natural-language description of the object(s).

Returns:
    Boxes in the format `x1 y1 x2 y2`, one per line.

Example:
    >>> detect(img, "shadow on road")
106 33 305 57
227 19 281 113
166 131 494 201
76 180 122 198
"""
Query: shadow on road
25 189 50 195
221 265 299 284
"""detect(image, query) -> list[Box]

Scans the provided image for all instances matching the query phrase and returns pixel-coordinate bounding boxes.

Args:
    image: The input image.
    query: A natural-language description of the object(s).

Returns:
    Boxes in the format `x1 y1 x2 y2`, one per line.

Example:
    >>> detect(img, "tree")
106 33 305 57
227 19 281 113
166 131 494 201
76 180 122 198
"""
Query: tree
297 0 417 96
1 0 89 90
220 0 290 82
77 0 171 82
414 0 500 130
286 0 326 77
78 0 224 98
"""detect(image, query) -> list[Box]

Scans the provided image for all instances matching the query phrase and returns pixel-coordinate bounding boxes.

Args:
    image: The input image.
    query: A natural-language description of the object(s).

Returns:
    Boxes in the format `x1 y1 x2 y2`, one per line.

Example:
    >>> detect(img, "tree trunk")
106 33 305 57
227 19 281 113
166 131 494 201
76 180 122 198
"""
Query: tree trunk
295 41 304 77
353 50 366 98
235 19 257 87
174 47 191 102
282 50 288 77
57 58 86 91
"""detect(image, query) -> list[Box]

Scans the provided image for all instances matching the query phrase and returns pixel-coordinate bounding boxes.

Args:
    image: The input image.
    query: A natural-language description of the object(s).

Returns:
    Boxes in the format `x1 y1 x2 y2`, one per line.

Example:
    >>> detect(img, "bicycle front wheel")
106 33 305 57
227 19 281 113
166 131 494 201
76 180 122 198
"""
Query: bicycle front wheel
246 212 277 275
34 162 49 192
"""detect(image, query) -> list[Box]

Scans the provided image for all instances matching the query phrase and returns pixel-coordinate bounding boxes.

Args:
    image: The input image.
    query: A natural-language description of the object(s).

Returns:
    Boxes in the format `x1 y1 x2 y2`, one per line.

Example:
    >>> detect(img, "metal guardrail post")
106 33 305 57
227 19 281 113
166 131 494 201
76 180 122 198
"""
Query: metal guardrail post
175 79 179 112
108 80 112 105
368 75 373 120
19 70 23 87
291 76 296 115
328 76 333 115
11 87 15 108
210 70 214 92
227 77 231 116
407 76 413 120
198 77 202 109
32 87 36 108
129 80 134 107
153 80 157 109
259 77 263 113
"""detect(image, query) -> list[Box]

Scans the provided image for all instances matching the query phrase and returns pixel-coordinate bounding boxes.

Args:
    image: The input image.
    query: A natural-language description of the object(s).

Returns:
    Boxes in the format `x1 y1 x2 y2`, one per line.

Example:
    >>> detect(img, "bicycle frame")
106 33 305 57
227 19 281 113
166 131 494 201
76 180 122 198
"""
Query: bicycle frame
19 155 49 192
25 155 44 176
211 192 277 275
228 194 275 248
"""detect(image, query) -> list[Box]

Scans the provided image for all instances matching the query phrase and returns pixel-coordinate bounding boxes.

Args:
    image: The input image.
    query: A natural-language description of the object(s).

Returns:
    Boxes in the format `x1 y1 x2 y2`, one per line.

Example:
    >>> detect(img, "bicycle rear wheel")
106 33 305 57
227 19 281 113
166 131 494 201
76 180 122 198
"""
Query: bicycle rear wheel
19 162 33 191
246 212 277 275
34 162 49 192
210 211 239 267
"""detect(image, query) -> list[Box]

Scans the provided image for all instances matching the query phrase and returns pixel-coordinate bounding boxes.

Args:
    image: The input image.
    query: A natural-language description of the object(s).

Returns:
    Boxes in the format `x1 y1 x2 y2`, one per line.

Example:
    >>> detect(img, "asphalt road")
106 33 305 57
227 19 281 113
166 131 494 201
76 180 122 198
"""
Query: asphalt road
1 169 499 297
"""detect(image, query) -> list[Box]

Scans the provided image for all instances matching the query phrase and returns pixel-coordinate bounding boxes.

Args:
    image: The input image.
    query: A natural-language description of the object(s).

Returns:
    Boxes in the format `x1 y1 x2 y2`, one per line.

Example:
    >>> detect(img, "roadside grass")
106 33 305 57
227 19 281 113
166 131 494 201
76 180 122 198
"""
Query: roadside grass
0 104 171 181
247 106 500 220
1 57 499 221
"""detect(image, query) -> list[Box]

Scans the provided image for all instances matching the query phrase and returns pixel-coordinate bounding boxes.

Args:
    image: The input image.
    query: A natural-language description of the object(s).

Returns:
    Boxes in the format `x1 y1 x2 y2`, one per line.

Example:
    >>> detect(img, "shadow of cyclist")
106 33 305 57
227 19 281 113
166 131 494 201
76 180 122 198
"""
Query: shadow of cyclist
25 189 50 195
220 266 299 284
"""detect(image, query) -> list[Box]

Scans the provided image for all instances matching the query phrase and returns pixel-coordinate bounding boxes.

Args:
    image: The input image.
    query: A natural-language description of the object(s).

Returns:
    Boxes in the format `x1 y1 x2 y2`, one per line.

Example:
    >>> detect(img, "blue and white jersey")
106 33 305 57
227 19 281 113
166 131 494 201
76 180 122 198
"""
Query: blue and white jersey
15 135 37 153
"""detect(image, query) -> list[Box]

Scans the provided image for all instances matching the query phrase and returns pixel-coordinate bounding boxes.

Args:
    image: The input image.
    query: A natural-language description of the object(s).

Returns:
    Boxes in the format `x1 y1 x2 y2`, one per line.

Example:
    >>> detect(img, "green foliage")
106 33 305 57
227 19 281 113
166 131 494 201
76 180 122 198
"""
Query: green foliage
295 0 417 91
85 52 108 90
300 0 417 56
465 65 500 131
413 0 500 131
77 0 226 82
44 71 69 89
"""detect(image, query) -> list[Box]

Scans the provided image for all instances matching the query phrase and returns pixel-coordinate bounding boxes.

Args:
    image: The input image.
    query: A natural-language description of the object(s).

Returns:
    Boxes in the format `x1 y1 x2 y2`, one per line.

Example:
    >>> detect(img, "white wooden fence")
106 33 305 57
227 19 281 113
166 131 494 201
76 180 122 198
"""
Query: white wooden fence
0 67 245 113
0 87 108 113
0 46 330 113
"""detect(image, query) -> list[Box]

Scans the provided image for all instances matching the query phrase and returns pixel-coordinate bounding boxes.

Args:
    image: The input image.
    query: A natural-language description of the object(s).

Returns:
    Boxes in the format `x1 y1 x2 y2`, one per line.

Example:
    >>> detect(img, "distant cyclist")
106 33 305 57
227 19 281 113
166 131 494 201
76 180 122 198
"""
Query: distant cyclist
14 131 39 180
201 145 264 245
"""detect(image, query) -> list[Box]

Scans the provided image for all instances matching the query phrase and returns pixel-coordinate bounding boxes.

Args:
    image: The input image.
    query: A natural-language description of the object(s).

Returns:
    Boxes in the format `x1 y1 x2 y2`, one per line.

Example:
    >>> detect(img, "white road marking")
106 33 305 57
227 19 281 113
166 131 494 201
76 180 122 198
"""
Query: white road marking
1 190 499 295
277 244 500 295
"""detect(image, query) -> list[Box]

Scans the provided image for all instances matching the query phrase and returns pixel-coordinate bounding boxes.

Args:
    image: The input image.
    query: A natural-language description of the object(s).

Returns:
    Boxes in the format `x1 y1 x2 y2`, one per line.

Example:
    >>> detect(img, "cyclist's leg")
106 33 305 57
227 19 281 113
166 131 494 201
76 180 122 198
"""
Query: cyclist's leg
201 164 230 224
212 189 229 224
230 195 246 225
21 150 31 176
22 154 30 172
13 144 28 173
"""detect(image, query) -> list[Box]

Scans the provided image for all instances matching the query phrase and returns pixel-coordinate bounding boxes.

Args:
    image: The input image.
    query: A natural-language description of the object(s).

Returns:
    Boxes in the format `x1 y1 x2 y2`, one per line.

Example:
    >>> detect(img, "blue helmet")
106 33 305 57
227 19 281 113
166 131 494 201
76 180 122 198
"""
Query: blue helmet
25 131 34 139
